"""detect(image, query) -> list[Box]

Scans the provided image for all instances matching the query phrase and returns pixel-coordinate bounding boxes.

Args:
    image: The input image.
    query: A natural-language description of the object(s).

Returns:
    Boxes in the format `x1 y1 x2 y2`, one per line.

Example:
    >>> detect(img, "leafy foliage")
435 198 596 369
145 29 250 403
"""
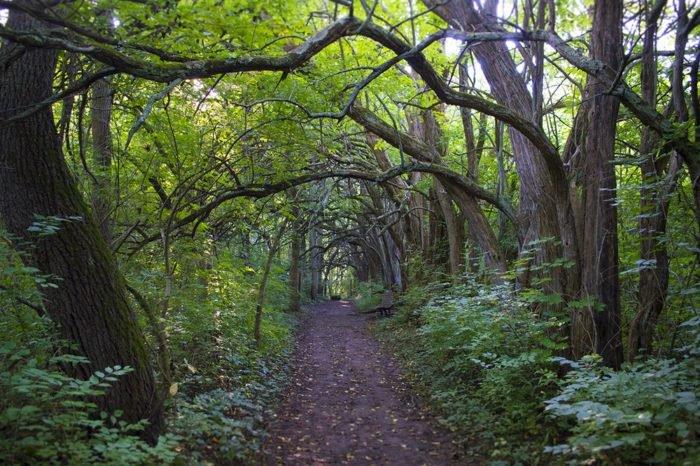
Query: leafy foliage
171 352 290 464
0 226 294 464
0 341 178 465
377 276 700 464
545 326 700 465
353 280 384 311
376 278 565 462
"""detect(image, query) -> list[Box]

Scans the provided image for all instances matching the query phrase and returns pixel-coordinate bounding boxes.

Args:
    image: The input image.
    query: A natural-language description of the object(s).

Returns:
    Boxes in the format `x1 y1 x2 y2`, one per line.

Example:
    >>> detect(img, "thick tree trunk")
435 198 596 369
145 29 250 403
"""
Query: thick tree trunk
382 229 404 290
423 0 579 299
444 184 506 275
0 6 163 440
579 0 624 368
435 180 464 277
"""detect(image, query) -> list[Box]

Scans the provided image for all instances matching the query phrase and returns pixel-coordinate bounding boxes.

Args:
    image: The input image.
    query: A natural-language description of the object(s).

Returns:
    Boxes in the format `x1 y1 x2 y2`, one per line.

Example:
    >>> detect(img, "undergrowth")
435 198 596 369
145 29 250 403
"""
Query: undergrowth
374 278 699 465
0 335 179 465
0 232 295 465
353 280 384 311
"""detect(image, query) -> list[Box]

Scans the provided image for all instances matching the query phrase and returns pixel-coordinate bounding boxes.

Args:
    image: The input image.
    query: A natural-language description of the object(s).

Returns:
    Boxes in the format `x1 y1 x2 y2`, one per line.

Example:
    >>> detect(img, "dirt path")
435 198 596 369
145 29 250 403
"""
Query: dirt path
263 300 463 465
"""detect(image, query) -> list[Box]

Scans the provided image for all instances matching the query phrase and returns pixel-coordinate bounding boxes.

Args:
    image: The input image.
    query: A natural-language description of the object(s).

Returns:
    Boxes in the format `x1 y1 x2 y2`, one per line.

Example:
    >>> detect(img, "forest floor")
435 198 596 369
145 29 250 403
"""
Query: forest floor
263 300 465 466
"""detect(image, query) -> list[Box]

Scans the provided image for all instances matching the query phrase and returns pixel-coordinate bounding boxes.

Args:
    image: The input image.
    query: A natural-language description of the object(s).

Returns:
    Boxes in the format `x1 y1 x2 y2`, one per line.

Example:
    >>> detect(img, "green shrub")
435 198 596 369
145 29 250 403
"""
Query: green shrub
0 341 178 465
353 280 384 311
376 278 564 462
122 246 294 463
1 231 179 465
170 349 290 464
545 325 700 465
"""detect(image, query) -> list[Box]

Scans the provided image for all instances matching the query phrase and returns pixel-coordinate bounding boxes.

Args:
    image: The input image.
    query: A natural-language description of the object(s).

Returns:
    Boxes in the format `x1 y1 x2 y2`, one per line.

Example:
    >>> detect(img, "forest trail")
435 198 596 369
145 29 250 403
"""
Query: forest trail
263 301 462 466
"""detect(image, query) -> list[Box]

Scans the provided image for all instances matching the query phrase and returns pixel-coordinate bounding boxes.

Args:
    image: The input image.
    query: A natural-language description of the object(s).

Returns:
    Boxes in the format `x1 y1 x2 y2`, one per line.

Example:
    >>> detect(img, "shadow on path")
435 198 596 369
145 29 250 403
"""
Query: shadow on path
264 300 466 465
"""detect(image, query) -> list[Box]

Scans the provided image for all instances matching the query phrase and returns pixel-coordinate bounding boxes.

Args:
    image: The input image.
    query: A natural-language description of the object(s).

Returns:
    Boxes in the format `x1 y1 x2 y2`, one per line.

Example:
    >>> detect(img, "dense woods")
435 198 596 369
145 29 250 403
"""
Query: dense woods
0 0 698 464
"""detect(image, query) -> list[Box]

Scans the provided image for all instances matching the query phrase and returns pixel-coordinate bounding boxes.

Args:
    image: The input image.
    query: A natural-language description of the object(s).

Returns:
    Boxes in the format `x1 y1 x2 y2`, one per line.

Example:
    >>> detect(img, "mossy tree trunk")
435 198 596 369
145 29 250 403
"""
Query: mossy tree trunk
0 5 163 441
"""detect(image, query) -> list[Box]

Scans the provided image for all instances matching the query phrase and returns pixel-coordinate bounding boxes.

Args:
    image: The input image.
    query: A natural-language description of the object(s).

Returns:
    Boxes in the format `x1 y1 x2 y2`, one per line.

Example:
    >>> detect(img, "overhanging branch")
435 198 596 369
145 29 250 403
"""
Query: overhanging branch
130 161 511 250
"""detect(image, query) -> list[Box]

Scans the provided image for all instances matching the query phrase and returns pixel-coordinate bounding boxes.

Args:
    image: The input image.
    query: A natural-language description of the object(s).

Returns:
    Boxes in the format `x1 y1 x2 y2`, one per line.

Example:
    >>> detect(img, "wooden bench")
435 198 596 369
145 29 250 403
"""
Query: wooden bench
377 289 393 317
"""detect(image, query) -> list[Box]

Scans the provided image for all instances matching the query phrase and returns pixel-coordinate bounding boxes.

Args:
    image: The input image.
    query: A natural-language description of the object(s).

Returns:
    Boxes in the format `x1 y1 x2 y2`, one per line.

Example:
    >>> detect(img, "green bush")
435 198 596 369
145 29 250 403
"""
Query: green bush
376 278 564 462
73 240 294 464
380 277 700 464
170 349 290 464
353 280 384 311
0 341 178 465
545 322 700 465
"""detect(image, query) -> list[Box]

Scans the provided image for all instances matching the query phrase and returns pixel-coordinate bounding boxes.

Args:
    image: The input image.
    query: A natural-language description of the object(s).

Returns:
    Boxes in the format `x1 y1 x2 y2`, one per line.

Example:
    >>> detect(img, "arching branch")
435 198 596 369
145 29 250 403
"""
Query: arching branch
130 160 512 251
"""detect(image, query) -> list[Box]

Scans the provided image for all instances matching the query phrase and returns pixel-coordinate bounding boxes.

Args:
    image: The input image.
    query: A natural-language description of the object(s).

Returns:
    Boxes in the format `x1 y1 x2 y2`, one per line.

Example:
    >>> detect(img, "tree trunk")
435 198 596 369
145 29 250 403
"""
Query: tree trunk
579 0 624 368
423 0 579 299
89 9 114 243
435 180 464 277
0 6 163 440
254 223 286 346
417 107 503 275
289 226 302 312
444 184 506 276
382 228 404 290
364 134 413 286
426 187 443 267
629 0 680 360
309 223 323 300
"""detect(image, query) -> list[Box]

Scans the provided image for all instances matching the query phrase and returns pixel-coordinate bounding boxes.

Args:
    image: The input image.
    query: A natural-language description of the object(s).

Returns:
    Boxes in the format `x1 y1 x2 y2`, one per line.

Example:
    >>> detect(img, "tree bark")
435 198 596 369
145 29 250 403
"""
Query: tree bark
90 77 114 242
435 179 464 277
579 0 624 368
629 0 682 360
422 0 579 300
0 4 163 440
420 108 504 275
289 226 302 312
309 223 323 300
407 109 465 278
89 8 114 243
